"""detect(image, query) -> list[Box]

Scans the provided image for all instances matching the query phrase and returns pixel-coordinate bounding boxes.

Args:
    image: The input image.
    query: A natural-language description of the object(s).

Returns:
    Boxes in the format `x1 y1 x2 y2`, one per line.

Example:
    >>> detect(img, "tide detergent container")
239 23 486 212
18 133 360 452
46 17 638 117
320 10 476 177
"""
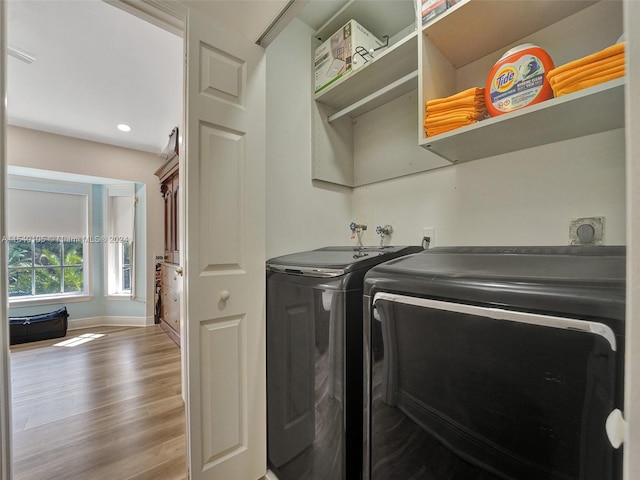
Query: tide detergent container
485 44 554 117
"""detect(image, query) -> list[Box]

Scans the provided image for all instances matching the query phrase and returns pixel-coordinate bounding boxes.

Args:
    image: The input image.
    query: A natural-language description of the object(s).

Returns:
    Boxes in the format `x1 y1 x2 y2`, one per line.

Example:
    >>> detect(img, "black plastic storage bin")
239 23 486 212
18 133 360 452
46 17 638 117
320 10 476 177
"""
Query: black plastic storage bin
363 246 625 480
9 307 69 345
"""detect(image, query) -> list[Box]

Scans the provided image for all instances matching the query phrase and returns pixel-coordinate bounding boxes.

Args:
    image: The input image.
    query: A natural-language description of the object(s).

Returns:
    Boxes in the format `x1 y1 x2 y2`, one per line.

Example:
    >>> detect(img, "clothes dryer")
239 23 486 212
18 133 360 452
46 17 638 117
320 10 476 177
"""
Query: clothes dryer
363 246 625 480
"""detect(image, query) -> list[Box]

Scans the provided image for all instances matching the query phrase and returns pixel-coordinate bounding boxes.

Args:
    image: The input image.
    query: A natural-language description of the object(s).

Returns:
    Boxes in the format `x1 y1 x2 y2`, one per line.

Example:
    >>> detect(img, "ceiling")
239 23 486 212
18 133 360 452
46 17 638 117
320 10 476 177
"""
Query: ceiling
7 0 184 154
5 0 348 156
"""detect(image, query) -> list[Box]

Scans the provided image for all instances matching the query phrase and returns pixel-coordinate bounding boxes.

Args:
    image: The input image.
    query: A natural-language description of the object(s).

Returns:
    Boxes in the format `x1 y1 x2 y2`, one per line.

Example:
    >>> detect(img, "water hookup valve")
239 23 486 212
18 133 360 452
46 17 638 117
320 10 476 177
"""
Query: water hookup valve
350 222 367 247
376 225 393 246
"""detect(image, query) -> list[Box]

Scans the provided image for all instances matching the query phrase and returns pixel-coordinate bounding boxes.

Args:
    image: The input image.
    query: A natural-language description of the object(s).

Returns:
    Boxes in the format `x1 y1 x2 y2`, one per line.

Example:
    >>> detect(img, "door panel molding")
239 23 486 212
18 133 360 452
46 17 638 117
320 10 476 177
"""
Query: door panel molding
199 315 247 467
198 122 246 273
199 43 246 106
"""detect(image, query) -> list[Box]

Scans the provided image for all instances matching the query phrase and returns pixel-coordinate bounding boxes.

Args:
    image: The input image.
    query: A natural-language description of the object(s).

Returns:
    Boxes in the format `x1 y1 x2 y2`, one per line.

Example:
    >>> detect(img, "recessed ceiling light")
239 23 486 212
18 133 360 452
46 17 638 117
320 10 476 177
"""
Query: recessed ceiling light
117 124 131 132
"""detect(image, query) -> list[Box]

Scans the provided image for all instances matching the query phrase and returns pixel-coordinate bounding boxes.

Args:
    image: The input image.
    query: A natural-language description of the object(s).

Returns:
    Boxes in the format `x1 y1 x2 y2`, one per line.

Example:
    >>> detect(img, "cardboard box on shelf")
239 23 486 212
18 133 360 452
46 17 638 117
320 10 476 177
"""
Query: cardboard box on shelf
422 0 459 24
314 19 383 94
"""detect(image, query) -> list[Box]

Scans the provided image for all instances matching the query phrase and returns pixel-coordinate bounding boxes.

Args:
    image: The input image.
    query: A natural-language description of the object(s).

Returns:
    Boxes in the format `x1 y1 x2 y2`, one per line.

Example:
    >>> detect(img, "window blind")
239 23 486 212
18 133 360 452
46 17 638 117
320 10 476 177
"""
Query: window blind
106 184 136 298
7 188 88 238
106 184 135 241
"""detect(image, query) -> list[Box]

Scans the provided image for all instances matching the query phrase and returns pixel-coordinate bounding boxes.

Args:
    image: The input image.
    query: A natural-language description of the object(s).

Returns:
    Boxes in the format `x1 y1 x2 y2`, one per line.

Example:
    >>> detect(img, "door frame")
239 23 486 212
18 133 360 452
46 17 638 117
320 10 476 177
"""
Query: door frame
0 1 11 478
624 1 640 478
0 2 190 479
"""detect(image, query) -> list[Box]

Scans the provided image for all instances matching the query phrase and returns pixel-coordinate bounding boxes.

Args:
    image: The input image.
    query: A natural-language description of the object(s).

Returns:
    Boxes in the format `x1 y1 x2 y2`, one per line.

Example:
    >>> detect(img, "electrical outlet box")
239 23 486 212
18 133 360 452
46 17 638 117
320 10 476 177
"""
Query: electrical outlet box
422 227 435 248
569 217 604 245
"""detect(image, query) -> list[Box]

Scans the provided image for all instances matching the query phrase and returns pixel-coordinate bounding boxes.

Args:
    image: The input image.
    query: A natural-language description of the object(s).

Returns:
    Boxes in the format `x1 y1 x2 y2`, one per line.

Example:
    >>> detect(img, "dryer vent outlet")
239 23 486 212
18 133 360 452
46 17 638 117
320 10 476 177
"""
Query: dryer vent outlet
569 217 604 246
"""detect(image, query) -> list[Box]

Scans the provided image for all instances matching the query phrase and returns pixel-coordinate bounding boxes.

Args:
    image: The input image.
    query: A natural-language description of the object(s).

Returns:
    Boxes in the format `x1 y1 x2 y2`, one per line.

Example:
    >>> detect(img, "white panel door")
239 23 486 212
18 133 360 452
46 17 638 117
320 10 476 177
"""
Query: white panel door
184 8 266 480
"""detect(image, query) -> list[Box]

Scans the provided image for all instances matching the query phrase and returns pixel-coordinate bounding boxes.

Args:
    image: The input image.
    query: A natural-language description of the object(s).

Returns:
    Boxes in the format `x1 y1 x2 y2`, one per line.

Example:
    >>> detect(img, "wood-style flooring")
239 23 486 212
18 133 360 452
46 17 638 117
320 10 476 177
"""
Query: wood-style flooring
10 325 186 480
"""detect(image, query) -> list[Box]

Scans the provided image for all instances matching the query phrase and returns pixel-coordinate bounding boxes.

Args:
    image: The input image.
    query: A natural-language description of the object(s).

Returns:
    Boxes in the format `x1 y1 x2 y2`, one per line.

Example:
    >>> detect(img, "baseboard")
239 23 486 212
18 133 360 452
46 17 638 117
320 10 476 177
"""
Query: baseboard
263 471 279 480
68 315 153 330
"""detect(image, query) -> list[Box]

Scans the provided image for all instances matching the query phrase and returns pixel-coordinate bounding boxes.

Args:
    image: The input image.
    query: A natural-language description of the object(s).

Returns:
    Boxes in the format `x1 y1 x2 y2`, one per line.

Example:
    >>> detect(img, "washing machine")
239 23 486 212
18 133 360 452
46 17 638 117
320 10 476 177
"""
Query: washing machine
363 246 625 480
266 245 423 480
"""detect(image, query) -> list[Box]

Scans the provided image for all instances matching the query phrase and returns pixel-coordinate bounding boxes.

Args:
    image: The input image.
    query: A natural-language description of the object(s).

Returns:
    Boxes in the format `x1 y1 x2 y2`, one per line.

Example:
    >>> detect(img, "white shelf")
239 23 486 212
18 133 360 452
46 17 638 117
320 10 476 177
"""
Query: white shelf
422 0 599 68
315 30 418 112
420 78 625 163
308 0 424 188
327 70 417 122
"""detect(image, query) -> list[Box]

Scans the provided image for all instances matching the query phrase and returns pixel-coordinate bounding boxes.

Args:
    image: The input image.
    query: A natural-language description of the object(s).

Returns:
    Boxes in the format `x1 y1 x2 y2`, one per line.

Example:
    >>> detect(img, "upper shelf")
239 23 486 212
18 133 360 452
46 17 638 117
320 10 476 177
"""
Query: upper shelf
422 0 599 68
314 30 417 112
313 0 415 42
421 78 625 163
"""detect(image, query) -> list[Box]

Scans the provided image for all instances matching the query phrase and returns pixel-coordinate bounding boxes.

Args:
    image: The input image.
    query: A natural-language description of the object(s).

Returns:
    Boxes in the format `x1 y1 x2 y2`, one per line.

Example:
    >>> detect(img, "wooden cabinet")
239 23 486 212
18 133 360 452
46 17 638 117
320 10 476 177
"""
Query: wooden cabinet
161 169 180 264
155 145 181 346
159 263 181 345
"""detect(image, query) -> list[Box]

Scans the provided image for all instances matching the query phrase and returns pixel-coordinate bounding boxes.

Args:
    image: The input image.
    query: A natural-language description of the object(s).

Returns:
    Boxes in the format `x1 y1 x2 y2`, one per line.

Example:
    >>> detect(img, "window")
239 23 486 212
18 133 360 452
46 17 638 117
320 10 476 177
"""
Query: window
8 239 84 297
108 240 132 295
121 241 132 292
6 177 90 303
105 184 136 297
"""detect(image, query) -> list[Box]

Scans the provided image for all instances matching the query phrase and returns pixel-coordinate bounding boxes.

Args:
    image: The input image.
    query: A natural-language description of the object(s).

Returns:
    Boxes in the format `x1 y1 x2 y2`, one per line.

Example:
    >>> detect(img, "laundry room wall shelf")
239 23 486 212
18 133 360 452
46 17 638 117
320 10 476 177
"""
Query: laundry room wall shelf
423 78 625 163
419 0 625 162
310 0 450 188
308 0 624 186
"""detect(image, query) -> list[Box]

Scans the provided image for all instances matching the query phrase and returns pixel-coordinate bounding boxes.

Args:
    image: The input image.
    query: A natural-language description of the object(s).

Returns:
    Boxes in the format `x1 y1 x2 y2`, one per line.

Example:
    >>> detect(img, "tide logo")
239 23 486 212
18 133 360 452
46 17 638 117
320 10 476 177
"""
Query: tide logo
493 66 517 92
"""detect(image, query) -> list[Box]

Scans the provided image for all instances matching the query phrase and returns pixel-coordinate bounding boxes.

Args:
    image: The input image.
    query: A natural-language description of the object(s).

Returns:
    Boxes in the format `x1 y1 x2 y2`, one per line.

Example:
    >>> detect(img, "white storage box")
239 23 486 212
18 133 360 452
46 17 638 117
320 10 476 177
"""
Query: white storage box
314 19 383 94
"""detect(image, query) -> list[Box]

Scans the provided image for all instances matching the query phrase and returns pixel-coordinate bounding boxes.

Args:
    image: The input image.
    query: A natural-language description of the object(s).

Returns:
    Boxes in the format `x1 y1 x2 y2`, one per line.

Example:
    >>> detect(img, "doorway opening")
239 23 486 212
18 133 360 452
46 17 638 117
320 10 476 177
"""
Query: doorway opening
5 1 185 477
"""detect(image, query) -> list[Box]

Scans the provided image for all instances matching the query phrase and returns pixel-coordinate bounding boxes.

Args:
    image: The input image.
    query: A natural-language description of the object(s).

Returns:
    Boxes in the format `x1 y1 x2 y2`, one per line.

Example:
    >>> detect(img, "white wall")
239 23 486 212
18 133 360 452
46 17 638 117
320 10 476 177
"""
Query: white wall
351 0 626 248
266 18 352 259
353 128 626 247
266 16 626 253
6 125 165 321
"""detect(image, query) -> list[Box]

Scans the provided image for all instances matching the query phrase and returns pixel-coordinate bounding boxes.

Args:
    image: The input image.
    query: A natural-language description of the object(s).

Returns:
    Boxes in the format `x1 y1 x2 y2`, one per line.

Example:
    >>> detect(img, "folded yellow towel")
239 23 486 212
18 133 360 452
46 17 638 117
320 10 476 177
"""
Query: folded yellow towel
426 96 485 113
425 112 485 128
547 42 625 78
426 87 485 107
548 54 625 86
553 66 625 97
552 64 625 95
426 121 479 137
424 87 486 137
426 106 486 121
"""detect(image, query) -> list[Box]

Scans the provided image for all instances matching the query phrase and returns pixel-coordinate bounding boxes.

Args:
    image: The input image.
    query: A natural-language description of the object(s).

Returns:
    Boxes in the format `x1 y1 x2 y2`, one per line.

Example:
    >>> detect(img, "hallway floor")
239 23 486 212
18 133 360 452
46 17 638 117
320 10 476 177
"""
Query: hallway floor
10 325 186 480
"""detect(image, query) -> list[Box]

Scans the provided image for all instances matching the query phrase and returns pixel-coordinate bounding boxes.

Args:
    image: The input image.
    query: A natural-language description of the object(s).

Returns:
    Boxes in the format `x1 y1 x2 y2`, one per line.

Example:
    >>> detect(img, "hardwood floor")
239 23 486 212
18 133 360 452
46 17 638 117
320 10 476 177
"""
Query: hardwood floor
10 325 186 480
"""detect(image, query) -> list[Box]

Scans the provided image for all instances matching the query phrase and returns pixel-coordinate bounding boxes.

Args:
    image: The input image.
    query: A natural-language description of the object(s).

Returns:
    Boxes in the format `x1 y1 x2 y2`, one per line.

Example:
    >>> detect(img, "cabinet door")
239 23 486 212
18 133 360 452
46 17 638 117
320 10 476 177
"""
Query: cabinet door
161 170 179 264
161 264 181 334
162 176 174 262
172 172 179 262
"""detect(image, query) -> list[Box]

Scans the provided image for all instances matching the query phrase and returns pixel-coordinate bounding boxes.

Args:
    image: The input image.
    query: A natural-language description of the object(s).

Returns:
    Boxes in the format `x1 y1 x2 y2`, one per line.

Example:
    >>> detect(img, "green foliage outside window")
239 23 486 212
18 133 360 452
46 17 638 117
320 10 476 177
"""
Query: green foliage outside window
122 241 131 292
8 239 84 298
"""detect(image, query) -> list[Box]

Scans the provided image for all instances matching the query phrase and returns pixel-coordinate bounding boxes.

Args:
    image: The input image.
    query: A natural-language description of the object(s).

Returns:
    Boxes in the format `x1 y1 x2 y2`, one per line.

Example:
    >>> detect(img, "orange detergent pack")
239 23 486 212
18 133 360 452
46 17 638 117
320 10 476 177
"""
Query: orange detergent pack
485 44 555 116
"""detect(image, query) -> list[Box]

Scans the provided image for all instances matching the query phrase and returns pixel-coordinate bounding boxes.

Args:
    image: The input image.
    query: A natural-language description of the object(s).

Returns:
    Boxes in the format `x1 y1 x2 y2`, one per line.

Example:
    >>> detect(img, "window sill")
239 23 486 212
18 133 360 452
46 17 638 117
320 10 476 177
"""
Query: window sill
105 294 133 301
9 294 93 308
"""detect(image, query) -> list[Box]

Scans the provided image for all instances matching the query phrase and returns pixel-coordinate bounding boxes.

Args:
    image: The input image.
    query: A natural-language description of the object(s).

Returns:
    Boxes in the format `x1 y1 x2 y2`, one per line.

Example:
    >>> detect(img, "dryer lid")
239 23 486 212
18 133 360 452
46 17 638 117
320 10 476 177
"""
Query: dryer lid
266 245 423 277
364 246 626 326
